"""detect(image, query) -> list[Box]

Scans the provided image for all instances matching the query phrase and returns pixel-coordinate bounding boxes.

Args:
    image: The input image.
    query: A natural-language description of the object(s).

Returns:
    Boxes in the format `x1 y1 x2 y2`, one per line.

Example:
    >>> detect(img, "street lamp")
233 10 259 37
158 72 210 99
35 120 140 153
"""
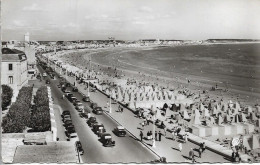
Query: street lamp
87 80 90 97
109 90 112 113
152 114 156 148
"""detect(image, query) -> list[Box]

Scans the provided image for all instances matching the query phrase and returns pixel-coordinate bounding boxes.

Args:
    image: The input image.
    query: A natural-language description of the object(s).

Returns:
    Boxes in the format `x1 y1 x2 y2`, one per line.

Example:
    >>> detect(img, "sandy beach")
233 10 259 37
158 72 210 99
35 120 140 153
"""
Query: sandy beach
57 44 260 107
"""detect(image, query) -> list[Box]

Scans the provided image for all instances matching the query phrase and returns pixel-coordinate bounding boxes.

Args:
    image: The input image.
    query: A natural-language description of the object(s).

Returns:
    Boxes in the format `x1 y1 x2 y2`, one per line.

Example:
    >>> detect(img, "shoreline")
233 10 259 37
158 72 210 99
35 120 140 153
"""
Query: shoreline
55 46 259 107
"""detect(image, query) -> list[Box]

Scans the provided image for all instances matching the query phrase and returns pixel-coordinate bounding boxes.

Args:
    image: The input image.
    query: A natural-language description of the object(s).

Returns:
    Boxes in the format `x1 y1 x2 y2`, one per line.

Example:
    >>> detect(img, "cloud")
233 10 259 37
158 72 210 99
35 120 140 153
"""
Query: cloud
23 3 45 11
139 6 153 13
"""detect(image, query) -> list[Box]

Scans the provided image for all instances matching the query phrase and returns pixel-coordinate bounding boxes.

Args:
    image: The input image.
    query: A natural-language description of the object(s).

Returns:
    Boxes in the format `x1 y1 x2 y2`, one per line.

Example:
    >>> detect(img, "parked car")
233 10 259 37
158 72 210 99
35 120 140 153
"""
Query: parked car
79 112 88 118
65 124 75 131
69 96 77 103
75 141 84 155
61 111 70 118
87 117 97 127
73 100 80 106
66 83 71 87
90 102 98 109
93 123 106 137
100 133 115 147
72 87 78 92
66 132 77 141
64 120 73 127
113 126 127 137
93 107 103 115
62 115 71 122
43 73 47 77
82 96 90 102
46 79 50 84
57 84 61 88
75 102 84 111
66 93 73 99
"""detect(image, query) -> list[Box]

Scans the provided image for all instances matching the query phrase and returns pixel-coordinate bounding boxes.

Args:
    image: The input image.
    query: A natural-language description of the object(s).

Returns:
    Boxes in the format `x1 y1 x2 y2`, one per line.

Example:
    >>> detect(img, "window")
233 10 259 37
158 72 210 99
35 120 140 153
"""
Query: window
8 76 13 84
9 64 13 71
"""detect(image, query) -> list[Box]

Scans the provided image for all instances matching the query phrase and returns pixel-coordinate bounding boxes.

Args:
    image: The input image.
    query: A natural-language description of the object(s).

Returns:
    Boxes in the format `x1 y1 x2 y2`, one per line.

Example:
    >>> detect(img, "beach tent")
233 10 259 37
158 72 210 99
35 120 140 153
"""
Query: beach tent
250 134 260 150
217 114 223 125
202 108 210 118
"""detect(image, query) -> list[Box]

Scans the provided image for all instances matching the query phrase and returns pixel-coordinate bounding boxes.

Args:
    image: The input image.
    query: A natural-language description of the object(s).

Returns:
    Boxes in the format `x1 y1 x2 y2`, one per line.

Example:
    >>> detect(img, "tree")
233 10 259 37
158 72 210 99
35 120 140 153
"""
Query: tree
1 85 13 109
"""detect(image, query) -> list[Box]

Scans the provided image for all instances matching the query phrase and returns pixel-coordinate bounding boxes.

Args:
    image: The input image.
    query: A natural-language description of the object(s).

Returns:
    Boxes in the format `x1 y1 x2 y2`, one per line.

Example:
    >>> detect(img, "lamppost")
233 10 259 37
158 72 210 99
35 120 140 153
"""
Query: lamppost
109 90 112 113
87 80 90 97
152 113 156 148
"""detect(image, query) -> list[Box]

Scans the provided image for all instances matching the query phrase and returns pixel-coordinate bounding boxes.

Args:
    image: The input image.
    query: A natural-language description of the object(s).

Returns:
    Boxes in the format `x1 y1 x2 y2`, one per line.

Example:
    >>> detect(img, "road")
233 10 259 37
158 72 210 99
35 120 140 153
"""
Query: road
37 64 159 163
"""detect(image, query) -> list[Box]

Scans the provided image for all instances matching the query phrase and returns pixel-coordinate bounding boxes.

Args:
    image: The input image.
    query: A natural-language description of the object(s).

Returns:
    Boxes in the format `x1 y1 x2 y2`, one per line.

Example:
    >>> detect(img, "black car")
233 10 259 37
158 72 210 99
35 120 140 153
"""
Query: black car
72 87 78 92
61 111 70 118
75 141 84 155
93 123 106 136
79 112 88 118
87 117 97 127
64 120 73 127
93 107 103 115
90 103 98 109
113 126 127 137
69 96 77 103
100 133 115 147
66 83 71 87
73 100 80 106
46 79 50 84
82 96 90 102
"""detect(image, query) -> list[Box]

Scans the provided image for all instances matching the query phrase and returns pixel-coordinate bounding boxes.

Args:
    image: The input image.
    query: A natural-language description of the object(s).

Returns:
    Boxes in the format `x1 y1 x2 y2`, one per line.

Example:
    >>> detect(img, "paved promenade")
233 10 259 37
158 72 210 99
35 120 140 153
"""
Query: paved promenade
56 68 232 163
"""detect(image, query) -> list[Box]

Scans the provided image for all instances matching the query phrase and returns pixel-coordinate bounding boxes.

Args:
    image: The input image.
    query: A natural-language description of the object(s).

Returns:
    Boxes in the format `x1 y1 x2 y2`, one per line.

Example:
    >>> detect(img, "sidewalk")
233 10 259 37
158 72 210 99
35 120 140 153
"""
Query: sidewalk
55 67 230 163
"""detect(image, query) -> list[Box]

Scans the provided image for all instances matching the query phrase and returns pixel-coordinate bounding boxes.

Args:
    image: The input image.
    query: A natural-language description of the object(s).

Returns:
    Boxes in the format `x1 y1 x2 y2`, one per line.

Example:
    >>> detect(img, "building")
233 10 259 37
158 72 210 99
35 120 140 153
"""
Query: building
1 48 28 101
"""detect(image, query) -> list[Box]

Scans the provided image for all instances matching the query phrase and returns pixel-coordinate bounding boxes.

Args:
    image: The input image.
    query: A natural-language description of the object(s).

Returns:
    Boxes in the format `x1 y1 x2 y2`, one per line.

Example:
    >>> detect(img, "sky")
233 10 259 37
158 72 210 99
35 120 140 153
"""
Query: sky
2 0 260 41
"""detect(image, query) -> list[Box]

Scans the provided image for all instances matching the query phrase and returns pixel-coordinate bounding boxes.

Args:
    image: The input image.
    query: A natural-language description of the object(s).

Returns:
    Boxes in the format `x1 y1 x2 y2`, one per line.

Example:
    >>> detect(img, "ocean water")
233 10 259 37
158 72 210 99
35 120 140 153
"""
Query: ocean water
91 43 260 97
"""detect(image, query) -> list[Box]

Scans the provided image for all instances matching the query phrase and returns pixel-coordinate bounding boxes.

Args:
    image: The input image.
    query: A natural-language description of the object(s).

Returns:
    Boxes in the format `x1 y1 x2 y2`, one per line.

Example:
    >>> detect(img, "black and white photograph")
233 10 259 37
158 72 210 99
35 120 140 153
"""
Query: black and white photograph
1 0 260 164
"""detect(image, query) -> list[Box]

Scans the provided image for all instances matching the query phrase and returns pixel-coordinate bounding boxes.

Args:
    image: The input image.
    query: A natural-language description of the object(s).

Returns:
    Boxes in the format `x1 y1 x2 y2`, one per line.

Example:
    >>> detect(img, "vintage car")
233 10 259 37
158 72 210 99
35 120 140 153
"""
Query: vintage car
72 87 78 92
62 115 71 122
61 110 70 118
66 132 77 141
75 141 84 155
90 102 98 109
113 126 127 137
79 112 88 118
69 96 77 103
64 120 73 127
46 79 50 84
66 93 73 99
93 123 106 136
75 102 84 111
87 117 97 127
73 100 81 106
66 82 71 87
82 96 90 102
100 133 115 147
93 107 103 115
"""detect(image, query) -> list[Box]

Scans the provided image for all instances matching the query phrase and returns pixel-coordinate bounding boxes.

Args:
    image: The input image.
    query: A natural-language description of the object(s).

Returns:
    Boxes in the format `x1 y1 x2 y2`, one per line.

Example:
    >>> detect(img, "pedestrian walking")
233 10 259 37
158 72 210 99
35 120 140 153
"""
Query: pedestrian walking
184 134 188 143
178 143 182 152
141 121 145 130
158 131 162 141
62 94 65 99
155 131 158 141
121 107 123 113
198 148 201 158
189 148 194 162
147 131 150 140
202 142 206 153
140 131 143 142
106 101 109 108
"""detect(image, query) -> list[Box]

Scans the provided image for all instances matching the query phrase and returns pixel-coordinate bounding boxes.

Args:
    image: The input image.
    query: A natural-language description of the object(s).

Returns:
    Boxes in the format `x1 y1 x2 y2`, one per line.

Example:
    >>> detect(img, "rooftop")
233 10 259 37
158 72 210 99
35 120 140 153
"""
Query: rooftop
13 141 78 163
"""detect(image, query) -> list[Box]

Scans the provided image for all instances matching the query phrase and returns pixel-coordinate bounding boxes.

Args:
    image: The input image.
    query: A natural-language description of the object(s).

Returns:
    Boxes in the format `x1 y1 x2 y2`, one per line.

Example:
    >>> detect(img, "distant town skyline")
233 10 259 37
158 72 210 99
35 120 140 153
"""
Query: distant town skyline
2 0 260 41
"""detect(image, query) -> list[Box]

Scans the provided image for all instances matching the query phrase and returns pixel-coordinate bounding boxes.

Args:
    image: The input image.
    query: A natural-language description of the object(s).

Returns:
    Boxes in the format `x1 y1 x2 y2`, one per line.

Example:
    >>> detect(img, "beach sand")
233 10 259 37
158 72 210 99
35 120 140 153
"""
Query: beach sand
57 45 260 108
